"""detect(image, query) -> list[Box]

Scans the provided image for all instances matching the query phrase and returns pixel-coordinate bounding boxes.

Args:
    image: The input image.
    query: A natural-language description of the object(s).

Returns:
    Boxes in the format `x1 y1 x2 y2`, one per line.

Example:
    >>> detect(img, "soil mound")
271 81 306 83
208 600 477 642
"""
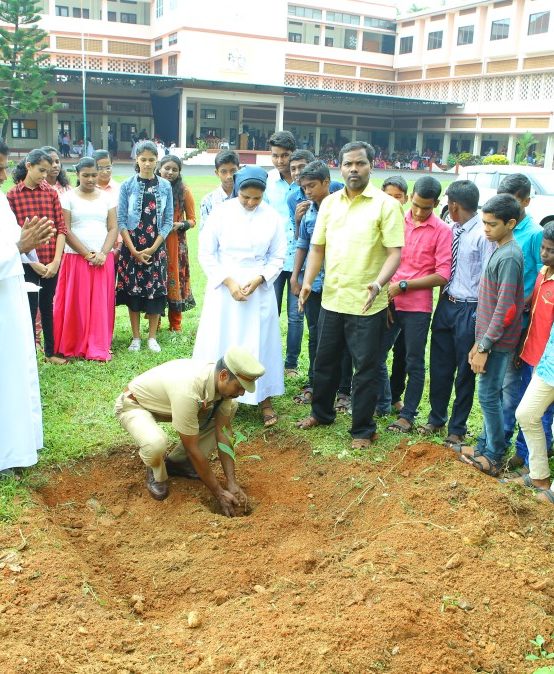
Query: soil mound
1 438 553 673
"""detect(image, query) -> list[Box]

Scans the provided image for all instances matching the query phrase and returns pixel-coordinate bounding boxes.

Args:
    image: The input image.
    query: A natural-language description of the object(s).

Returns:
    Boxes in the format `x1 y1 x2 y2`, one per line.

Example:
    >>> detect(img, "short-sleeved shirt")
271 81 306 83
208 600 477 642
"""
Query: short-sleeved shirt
520 266 554 367
537 323 554 386
311 183 405 316
391 210 452 313
127 360 234 436
296 201 324 293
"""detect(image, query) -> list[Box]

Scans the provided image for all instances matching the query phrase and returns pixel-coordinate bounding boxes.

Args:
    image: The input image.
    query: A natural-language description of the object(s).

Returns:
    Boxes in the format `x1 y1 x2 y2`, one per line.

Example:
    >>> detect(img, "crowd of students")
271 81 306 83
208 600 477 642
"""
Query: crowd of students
1 132 553 505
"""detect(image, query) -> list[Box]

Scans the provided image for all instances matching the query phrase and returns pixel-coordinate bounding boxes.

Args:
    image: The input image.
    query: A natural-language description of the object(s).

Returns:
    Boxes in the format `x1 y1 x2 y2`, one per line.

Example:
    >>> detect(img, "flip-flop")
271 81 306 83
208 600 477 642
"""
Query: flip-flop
417 423 444 436
460 453 500 477
334 394 351 413
387 420 413 434
293 387 313 405
351 435 378 450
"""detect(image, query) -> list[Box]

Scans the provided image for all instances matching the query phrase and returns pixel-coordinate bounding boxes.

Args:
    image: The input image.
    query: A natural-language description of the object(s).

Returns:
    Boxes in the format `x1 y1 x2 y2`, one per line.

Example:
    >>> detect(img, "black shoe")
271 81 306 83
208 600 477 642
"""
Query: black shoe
165 457 200 480
145 467 169 500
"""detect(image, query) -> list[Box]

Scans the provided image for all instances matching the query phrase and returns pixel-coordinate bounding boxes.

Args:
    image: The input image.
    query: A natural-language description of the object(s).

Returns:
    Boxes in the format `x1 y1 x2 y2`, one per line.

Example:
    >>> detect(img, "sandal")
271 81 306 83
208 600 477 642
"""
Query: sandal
499 474 539 489
448 443 478 457
444 434 465 448
536 489 554 505
293 387 313 405
460 453 501 477
260 405 278 428
351 435 378 450
387 419 412 433
285 368 299 378
296 416 323 430
334 393 351 413
417 423 444 436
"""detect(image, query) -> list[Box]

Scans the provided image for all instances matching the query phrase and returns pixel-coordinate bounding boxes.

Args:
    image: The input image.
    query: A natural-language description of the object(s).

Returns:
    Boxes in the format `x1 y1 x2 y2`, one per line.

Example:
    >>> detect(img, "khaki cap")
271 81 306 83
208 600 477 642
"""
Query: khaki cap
224 346 265 393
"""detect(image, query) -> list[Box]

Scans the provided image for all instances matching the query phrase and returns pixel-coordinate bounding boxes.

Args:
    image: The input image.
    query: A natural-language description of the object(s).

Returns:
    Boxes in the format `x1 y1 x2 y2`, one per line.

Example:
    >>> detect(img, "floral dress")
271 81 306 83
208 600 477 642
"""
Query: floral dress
116 177 168 314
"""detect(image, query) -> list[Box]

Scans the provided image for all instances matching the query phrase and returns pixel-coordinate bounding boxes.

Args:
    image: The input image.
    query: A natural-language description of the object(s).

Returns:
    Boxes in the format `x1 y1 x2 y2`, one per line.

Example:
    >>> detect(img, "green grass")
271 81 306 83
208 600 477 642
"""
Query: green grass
1 170 486 522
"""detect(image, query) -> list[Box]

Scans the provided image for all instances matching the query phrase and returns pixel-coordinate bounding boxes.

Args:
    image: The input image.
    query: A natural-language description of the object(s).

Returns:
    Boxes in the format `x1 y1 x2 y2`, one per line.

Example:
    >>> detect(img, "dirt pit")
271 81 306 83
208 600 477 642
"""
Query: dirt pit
1 436 554 673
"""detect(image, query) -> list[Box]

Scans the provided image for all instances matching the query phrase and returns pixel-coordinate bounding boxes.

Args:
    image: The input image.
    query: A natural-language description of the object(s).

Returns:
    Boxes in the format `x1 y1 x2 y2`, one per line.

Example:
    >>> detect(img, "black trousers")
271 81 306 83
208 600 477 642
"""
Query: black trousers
428 296 478 437
24 265 58 358
311 307 386 439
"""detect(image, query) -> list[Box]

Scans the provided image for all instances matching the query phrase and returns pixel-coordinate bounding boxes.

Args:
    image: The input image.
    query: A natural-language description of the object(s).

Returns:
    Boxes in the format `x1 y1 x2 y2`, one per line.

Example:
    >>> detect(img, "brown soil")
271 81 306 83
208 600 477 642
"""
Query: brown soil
1 436 553 674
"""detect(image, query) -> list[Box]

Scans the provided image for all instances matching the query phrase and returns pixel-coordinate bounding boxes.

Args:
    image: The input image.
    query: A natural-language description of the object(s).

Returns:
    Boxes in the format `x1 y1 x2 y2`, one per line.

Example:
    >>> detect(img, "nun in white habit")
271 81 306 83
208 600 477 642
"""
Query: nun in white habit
193 166 286 427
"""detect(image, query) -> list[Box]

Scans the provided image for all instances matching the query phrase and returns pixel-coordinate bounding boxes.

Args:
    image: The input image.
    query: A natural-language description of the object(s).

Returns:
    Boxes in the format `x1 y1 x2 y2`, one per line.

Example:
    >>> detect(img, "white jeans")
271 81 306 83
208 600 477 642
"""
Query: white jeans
515 373 554 483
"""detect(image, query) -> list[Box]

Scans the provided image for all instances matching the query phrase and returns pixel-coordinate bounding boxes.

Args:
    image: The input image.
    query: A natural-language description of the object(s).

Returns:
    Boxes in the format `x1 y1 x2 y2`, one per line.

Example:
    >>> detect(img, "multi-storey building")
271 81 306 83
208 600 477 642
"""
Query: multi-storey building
2 0 553 168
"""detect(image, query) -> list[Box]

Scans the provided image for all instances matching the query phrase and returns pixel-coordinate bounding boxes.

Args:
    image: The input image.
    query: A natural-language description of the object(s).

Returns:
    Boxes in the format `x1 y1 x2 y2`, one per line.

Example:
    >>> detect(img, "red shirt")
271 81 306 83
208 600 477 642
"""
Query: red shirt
6 180 66 265
520 266 554 366
391 210 452 313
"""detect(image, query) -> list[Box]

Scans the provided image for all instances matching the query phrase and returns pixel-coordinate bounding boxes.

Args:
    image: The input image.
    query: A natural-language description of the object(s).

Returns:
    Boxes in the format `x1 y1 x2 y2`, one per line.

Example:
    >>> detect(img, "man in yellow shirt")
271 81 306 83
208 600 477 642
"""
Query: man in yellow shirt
297 141 404 448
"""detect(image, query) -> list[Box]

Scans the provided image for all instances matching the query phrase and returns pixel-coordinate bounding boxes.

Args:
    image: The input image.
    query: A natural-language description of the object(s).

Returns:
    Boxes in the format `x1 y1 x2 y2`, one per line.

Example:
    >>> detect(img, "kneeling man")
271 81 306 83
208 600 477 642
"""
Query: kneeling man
115 346 264 515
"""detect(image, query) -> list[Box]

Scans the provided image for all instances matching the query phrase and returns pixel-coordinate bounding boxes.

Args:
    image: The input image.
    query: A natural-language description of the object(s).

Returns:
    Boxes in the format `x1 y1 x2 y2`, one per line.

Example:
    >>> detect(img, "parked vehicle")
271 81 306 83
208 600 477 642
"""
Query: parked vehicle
440 165 554 227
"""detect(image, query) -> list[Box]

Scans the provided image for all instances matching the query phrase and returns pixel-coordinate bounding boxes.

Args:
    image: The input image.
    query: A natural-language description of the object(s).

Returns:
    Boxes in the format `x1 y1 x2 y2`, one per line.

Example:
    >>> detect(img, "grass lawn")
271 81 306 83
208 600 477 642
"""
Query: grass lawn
1 170 489 521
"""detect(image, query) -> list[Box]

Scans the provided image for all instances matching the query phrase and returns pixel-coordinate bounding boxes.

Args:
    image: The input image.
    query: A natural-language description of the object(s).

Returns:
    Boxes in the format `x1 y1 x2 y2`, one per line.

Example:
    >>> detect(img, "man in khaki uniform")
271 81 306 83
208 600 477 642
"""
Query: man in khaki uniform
115 346 264 515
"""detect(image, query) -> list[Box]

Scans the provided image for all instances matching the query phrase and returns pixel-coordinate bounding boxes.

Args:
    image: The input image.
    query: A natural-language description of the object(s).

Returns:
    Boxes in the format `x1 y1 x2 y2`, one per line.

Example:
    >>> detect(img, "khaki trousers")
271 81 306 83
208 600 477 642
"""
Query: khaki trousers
515 373 554 483
114 392 237 482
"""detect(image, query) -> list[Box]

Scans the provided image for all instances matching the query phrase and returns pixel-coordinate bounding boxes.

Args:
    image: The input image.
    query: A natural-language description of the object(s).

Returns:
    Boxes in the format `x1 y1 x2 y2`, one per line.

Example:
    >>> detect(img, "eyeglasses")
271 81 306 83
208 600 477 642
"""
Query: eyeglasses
98 166 112 172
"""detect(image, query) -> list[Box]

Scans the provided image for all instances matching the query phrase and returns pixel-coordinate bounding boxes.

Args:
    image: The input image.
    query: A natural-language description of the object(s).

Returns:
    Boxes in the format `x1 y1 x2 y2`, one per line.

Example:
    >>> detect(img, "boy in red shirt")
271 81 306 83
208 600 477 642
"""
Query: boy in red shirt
381 176 452 432
512 221 554 468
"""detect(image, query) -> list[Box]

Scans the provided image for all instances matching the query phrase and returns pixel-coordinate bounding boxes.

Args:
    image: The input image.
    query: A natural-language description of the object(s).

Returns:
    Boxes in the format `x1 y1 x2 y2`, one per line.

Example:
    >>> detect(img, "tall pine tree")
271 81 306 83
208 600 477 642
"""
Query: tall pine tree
0 0 58 140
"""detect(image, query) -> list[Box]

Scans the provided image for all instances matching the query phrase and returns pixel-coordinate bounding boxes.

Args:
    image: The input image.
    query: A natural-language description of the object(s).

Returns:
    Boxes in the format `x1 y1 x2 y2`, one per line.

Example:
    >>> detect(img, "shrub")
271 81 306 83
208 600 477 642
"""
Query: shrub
447 153 458 168
457 152 483 166
483 154 509 165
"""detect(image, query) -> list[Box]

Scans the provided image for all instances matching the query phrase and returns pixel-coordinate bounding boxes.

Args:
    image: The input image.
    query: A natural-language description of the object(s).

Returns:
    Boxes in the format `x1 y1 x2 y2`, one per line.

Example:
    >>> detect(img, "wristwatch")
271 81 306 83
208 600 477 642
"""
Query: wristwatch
399 280 409 292
477 343 490 354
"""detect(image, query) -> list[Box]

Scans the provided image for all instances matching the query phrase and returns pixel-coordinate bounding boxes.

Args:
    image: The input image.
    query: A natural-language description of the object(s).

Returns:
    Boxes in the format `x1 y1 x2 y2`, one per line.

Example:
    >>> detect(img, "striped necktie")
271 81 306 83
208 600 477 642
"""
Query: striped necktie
444 226 462 294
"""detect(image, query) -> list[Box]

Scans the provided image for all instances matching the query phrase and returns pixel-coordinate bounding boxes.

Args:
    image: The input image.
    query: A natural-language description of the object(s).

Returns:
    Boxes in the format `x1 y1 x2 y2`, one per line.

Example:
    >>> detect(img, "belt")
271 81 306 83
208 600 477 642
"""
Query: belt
447 295 477 304
123 387 138 403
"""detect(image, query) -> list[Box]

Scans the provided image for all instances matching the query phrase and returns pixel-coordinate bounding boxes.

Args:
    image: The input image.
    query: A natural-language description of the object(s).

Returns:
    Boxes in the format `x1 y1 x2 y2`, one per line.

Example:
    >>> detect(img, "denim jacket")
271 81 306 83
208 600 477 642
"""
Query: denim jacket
117 174 174 239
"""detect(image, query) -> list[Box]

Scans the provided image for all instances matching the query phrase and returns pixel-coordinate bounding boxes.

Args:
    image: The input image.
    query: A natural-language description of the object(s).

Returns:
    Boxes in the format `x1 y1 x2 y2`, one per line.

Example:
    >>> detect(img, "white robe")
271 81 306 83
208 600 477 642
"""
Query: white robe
0 194 43 470
193 198 286 405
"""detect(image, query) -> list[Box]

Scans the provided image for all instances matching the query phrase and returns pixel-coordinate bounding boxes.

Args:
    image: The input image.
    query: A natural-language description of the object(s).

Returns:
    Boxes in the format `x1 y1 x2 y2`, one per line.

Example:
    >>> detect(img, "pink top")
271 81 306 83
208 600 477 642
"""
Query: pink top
391 210 453 313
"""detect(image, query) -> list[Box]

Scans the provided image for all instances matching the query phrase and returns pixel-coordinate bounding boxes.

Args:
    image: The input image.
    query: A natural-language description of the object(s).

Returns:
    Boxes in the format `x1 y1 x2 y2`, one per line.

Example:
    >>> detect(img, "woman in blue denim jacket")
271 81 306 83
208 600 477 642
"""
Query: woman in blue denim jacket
116 141 174 353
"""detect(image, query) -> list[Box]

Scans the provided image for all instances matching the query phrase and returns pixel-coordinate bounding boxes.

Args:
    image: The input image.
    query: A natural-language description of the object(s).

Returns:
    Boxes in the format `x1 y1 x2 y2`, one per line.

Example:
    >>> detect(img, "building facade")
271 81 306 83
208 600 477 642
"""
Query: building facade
2 0 553 168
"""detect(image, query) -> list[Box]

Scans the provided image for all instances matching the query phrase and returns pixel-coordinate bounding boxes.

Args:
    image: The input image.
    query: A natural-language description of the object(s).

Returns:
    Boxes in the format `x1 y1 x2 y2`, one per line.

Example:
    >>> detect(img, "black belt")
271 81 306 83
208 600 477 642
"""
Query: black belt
447 295 477 304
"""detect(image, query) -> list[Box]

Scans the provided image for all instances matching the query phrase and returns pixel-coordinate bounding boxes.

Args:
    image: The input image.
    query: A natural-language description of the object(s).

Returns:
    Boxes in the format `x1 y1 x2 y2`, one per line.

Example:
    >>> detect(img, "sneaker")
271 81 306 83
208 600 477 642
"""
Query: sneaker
128 338 141 352
147 338 161 353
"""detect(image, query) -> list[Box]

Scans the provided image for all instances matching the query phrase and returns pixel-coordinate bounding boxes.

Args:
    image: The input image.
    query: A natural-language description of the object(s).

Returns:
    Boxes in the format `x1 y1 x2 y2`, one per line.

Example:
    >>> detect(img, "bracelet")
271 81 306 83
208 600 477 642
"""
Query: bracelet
373 281 382 294
180 221 191 232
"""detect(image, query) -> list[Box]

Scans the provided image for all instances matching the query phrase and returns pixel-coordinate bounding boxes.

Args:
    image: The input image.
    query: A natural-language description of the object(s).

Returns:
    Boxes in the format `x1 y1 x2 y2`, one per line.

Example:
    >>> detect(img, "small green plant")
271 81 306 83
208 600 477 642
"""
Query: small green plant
217 427 247 462
526 634 554 662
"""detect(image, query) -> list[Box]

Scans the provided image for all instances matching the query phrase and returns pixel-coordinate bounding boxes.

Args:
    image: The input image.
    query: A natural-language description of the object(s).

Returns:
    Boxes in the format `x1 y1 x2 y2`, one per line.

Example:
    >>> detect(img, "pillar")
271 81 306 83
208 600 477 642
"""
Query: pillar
51 111 58 147
351 118 357 142
388 131 395 155
238 104 244 133
506 134 516 163
544 133 554 171
314 113 321 155
179 89 187 148
472 133 482 156
101 113 109 151
441 132 451 165
275 99 284 132
195 102 201 140
101 0 108 20
415 130 423 154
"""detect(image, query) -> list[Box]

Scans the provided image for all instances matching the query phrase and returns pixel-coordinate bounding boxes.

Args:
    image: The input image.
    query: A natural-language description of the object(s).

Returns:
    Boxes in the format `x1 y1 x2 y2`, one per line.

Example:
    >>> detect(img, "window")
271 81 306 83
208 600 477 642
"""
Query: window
288 5 322 20
427 30 443 49
344 29 357 49
73 7 89 18
325 37 334 47
528 11 549 35
168 54 177 75
313 36 319 45
288 32 302 42
121 124 137 142
57 121 71 137
120 12 136 23
202 109 217 120
154 59 162 74
154 38 163 51
457 24 474 45
11 119 38 139
490 18 510 40
399 35 413 54
327 11 360 25
364 17 396 31
156 0 163 18
168 32 177 45
108 11 116 21
55 5 68 16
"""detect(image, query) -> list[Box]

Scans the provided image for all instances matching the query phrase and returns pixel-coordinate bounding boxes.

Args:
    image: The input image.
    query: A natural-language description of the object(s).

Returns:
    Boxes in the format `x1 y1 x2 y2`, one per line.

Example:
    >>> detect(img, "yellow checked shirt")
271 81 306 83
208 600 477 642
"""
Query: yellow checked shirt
128 360 234 436
311 183 405 316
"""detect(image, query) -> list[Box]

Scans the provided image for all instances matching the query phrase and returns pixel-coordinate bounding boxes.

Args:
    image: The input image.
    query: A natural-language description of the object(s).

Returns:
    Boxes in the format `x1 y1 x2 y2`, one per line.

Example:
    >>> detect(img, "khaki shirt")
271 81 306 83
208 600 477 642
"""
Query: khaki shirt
311 183 405 316
128 360 234 436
